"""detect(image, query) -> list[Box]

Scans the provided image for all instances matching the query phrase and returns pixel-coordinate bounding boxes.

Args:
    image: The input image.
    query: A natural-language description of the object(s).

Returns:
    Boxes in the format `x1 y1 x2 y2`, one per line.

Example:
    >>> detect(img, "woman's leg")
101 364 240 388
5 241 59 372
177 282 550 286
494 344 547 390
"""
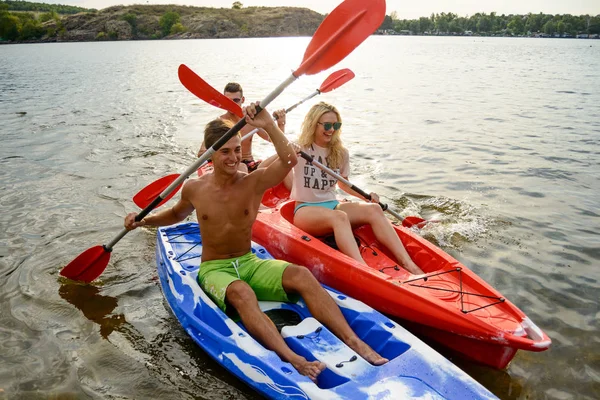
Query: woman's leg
293 206 365 263
336 202 424 274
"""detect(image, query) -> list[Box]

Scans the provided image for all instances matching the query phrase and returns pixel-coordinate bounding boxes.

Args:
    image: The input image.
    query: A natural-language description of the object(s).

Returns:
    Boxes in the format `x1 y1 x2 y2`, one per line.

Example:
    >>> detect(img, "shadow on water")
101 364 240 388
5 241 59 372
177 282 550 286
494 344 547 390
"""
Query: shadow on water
58 283 126 339
57 282 261 399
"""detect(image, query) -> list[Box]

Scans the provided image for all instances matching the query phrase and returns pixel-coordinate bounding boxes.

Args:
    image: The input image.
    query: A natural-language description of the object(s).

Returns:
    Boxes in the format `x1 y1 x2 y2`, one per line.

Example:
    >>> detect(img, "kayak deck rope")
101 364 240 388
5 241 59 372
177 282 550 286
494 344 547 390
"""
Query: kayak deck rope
164 226 202 263
401 268 505 314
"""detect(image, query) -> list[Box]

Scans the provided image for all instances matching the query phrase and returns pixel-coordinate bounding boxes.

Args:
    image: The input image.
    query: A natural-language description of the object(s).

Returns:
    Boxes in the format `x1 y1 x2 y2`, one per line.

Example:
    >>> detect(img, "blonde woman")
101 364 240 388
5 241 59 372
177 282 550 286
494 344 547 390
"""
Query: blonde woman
290 102 423 275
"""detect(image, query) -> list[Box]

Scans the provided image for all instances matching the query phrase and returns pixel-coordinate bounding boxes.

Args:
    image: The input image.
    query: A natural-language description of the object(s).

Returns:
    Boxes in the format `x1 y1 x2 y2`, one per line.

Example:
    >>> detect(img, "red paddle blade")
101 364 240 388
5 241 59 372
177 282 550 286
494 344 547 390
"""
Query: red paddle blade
402 216 428 229
319 68 355 93
132 174 181 209
178 64 244 118
295 0 385 76
60 245 111 283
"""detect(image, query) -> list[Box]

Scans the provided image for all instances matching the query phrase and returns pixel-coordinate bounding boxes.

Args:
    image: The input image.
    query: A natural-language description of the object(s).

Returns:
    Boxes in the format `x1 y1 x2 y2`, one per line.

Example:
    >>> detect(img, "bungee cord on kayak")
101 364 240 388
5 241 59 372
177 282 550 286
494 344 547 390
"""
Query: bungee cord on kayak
401 269 507 314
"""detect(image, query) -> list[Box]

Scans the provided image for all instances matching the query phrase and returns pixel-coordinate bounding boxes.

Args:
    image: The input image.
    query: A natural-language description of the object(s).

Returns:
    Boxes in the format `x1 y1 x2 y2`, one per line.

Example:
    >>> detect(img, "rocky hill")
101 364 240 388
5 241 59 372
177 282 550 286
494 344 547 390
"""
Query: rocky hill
39 4 325 42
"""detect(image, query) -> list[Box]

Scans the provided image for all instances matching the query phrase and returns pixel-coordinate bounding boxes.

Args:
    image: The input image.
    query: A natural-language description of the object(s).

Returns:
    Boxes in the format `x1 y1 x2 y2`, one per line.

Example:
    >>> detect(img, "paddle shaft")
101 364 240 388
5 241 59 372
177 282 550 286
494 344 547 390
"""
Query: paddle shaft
284 90 319 114
234 90 320 142
297 150 405 221
105 75 298 250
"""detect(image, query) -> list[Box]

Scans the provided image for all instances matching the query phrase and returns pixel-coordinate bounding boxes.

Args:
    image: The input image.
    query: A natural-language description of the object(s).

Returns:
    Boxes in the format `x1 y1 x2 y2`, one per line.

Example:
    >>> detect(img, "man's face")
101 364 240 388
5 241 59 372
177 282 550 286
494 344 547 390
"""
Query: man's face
212 135 242 174
224 91 244 106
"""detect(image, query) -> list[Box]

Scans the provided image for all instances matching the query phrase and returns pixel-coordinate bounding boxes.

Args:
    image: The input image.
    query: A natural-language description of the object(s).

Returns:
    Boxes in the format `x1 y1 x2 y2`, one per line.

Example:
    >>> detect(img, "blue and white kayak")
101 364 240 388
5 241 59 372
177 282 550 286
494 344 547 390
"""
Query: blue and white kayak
156 222 497 400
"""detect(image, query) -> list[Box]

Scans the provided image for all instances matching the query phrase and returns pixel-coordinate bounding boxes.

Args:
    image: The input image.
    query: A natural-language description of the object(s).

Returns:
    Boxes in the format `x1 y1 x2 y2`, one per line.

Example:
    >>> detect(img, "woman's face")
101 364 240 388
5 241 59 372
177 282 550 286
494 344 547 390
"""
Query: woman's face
314 111 340 147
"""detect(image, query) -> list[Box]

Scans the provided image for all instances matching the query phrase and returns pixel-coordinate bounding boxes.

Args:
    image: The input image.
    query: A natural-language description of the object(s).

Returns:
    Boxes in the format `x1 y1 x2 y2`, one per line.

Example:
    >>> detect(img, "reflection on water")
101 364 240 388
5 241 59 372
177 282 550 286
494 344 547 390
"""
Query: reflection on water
58 283 126 340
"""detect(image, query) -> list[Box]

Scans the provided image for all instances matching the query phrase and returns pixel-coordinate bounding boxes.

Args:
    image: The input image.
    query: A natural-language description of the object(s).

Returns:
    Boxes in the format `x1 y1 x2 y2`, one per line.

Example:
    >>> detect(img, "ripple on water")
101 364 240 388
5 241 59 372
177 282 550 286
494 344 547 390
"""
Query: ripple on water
1 37 599 400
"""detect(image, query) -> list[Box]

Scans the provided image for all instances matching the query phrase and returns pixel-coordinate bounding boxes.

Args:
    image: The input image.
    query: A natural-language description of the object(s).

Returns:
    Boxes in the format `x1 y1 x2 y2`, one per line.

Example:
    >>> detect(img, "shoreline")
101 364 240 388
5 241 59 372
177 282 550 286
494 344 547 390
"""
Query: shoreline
2 34 598 46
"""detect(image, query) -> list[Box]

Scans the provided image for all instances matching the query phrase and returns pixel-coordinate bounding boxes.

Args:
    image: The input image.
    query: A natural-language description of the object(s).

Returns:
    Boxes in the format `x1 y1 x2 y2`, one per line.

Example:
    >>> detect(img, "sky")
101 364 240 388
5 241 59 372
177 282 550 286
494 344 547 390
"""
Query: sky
42 0 600 19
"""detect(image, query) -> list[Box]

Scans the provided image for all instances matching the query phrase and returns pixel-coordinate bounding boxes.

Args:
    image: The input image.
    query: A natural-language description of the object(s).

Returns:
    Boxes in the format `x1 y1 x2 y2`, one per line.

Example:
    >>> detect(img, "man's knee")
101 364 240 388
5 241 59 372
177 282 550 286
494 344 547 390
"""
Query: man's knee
226 280 257 309
283 264 319 292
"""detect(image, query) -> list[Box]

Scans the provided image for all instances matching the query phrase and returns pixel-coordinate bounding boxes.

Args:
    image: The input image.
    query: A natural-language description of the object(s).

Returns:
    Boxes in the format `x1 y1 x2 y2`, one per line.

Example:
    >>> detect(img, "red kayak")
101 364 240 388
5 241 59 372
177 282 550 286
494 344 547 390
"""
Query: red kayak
254 184 551 369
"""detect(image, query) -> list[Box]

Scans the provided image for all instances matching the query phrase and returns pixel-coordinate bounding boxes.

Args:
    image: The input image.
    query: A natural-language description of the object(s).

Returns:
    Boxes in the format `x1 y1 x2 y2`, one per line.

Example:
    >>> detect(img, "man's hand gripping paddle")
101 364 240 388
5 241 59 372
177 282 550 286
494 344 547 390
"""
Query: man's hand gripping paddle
59 0 386 283
133 68 356 208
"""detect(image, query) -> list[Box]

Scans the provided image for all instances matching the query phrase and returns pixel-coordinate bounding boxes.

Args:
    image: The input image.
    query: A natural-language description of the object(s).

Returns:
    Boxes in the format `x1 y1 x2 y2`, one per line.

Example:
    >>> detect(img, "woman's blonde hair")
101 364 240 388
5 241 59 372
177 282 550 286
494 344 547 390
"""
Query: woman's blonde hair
297 102 345 169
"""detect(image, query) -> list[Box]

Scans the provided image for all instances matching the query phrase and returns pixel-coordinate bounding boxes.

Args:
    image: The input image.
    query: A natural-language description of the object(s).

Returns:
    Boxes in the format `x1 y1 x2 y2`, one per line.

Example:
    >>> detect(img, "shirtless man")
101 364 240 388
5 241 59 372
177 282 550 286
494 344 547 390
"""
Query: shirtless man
126 103 387 382
197 82 286 172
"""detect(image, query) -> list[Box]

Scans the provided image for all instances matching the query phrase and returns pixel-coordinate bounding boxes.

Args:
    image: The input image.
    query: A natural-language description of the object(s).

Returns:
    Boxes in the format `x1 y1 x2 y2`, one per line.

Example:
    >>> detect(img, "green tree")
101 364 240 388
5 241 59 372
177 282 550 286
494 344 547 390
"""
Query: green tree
3 0 94 14
543 20 556 35
507 15 525 35
20 19 45 39
122 13 137 36
379 15 393 30
489 12 497 32
39 11 59 23
170 22 186 34
477 14 491 33
525 13 544 33
159 11 180 37
409 20 420 34
589 16 600 34
448 20 462 33
436 16 448 33
0 8 21 41
232 1 243 9
419 16 432 33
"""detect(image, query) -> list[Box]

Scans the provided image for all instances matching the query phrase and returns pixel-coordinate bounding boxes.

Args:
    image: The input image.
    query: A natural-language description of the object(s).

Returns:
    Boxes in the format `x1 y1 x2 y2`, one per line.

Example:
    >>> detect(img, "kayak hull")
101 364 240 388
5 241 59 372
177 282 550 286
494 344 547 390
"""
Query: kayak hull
156 222 497 399
253 194 551 369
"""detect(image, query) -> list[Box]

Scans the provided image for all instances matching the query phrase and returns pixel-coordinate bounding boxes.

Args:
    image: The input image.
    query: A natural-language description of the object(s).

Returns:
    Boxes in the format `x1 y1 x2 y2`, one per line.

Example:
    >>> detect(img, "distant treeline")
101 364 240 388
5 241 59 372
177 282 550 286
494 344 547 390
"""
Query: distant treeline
2 0 94 14
380 12 600 36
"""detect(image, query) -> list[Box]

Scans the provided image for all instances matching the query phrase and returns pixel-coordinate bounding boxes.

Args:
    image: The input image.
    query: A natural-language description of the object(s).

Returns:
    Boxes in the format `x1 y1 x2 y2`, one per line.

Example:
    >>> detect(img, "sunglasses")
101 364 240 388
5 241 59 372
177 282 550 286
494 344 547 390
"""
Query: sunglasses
318 122 342 131
231 98 242 104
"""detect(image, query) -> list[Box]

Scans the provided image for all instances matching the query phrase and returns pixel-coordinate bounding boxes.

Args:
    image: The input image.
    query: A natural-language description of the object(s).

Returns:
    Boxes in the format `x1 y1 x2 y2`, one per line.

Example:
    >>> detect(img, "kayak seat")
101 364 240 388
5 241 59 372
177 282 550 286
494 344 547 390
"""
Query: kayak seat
320 234 361 251
264 308 303 333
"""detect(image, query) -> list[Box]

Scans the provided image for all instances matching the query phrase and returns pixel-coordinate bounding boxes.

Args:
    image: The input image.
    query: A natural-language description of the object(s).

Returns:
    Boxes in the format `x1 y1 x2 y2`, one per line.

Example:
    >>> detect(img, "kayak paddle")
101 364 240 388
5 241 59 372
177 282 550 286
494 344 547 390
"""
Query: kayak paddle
60 0 385 283
297 151 431 228
176 70 431 229
284 68 355 114
133 68 356 209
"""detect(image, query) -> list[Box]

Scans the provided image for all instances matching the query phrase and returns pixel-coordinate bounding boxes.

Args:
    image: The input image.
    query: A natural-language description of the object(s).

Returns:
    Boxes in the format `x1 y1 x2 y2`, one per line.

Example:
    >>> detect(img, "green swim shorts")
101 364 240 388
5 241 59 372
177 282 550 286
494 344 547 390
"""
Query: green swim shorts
198 251 299 313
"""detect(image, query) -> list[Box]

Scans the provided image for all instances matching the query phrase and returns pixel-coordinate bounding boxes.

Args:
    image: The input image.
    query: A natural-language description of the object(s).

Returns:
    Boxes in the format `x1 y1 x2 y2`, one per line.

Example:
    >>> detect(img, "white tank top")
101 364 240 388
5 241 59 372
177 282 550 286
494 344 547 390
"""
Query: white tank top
290 143 350 203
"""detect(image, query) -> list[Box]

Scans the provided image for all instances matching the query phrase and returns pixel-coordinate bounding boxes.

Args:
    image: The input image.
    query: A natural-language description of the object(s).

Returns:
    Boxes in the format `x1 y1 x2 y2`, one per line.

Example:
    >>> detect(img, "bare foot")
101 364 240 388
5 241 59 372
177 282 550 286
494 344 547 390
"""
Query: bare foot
290 357 326 382
346 337 389 366
404 261 424 275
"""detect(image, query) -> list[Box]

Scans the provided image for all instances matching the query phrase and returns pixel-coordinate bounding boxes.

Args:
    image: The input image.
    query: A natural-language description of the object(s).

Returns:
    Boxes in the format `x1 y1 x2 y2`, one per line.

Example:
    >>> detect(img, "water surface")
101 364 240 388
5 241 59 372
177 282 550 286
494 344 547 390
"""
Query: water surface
0 36 598 399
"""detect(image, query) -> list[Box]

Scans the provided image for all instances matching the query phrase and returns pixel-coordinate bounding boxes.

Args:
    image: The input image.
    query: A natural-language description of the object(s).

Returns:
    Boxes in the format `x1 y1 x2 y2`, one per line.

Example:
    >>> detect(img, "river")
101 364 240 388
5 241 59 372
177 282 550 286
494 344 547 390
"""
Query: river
0 36 598 399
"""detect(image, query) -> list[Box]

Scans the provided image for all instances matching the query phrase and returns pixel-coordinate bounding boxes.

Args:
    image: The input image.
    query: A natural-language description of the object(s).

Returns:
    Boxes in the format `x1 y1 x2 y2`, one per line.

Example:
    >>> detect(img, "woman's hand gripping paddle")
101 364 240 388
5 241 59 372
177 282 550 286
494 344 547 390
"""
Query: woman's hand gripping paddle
297 152 432 228
59 0 386 283
133 68 356 208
